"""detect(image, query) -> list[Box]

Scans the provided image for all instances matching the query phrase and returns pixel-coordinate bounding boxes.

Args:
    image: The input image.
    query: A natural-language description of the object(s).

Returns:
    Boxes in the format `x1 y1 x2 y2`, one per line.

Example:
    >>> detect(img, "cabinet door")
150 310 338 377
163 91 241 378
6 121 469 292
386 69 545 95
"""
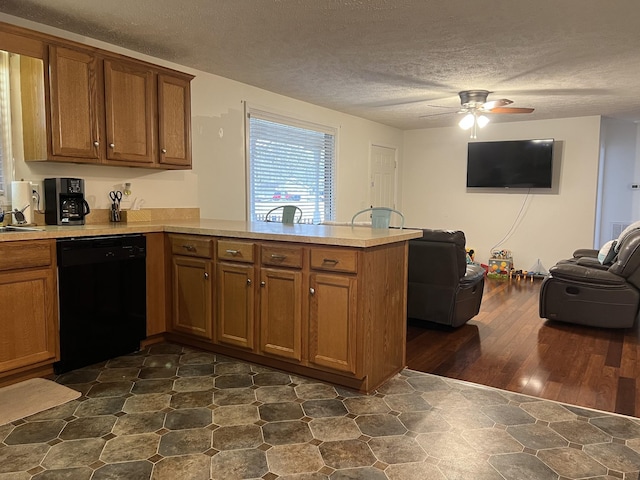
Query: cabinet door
308 273 358 374
0 268 58 373
104 58 155 164
259 268 302 362
216 263 255 350
171 255 213 340
158 74 191 167
49 45 102 161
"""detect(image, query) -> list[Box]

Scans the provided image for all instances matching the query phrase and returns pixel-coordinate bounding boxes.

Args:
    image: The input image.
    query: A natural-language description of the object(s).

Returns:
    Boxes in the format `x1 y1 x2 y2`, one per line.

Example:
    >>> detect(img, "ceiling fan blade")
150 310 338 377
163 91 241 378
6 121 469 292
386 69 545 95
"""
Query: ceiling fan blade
419 111 459 118
482 99 513 110
425 104 460 109
488 107 534 114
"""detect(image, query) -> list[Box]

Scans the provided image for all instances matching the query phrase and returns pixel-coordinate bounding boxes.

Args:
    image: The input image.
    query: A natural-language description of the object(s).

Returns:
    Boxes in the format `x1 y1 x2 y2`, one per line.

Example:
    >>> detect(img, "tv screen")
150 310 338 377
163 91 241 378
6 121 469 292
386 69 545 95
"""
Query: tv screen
466 139 554 188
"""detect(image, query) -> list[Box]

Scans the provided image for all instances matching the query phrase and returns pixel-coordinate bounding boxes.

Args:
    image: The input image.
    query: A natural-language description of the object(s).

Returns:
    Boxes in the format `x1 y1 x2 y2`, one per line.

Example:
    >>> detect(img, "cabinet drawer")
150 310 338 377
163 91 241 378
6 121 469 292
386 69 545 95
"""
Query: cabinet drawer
218 239 255 263
0 240 53 271
261 244 303 269
169 234 213 258
310 248 357 273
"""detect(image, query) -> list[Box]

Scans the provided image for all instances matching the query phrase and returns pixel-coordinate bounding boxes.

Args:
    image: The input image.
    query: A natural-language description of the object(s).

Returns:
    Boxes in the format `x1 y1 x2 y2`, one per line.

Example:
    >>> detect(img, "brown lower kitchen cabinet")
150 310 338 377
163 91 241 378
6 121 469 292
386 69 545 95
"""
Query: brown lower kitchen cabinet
308 272 358 375
166 233 409 393
168 234 214 341
259 243 305 362
215 239 256 350
308 247 359 375
0 240 58 383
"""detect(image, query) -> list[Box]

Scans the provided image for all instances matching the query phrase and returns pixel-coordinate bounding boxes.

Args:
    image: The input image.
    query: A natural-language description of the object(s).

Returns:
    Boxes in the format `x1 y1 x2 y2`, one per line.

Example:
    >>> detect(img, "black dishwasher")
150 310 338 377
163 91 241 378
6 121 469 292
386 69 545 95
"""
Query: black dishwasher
55 234 147 374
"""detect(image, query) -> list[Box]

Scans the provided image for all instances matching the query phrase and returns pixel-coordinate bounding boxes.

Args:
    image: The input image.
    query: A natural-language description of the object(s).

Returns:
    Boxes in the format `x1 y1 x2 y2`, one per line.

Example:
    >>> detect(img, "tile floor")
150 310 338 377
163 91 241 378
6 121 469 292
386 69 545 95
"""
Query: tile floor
1 343 640 479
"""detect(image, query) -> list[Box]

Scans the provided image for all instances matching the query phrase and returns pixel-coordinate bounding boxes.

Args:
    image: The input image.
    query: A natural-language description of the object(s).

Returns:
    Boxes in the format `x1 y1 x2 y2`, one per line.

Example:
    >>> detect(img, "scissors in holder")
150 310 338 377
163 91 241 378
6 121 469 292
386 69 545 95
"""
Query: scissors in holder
109 191 123 222
109 190 123 207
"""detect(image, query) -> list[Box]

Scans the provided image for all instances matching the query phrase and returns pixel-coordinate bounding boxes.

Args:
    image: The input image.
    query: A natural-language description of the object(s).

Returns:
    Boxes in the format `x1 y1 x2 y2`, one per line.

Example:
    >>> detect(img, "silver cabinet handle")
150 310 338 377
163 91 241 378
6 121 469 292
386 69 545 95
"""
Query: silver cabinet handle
109 143 115 148
247 278 252 286
204 272 209 279
309 287 315 295
260 281 266 287
182 244 195 252
93 141 99 147
322 258 339 265
270 254 287 260
225 249 240 256
161 148 167 153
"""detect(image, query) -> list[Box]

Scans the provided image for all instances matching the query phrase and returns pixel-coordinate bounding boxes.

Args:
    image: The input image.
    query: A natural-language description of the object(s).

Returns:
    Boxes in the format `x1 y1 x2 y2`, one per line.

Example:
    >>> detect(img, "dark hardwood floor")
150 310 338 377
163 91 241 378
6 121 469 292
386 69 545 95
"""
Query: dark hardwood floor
406 277 640 417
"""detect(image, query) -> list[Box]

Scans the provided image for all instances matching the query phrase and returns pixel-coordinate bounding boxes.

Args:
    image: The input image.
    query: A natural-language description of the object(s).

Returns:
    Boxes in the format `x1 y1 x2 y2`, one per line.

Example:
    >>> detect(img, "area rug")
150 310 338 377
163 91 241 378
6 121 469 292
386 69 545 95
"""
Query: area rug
0 377 80 426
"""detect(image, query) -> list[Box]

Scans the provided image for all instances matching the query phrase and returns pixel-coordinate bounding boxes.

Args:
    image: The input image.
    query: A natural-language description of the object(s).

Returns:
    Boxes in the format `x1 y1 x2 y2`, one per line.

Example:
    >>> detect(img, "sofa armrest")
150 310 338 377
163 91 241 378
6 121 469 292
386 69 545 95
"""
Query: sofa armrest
549 264 626 285
460 264 485 286
575 257 609 270
572 248 599 259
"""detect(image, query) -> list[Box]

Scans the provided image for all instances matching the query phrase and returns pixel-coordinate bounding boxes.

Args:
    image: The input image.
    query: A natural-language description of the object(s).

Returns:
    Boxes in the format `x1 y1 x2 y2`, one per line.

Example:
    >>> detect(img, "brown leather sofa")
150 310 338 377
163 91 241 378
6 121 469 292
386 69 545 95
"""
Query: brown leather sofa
539 229 640 328
407 229 485 327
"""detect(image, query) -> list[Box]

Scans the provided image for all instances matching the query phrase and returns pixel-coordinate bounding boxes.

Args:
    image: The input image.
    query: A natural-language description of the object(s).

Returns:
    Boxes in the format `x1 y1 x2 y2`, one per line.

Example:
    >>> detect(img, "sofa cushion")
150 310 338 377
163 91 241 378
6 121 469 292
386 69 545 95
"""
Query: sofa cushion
598 240 617 265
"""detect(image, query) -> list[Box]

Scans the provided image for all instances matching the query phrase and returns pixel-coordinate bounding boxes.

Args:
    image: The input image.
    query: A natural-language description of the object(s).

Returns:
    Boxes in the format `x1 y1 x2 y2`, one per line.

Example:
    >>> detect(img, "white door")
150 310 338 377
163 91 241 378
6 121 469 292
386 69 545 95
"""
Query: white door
370 145 397 208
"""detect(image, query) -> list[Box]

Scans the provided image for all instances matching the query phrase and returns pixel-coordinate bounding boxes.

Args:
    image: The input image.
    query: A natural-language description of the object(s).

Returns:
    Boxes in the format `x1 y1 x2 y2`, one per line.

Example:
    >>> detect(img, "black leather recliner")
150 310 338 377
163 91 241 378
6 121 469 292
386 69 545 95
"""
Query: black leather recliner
539 229 640 328
407 229 485 327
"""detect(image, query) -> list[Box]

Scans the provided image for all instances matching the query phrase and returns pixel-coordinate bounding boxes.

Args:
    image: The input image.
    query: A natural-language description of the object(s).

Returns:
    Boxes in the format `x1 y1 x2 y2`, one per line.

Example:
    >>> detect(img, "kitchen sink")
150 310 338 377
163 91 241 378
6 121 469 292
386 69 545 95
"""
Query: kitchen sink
0 225 45 233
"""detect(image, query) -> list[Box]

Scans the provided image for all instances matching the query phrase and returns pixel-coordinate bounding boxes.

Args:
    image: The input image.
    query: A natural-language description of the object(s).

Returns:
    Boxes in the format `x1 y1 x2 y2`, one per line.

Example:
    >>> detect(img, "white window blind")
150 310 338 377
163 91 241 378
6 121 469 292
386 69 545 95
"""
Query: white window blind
247 108 335 224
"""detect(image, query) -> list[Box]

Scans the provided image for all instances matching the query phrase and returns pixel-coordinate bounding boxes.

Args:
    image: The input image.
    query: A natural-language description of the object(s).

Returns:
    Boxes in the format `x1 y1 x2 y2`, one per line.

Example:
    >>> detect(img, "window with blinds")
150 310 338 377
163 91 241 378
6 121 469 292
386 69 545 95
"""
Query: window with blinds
247 108 335 224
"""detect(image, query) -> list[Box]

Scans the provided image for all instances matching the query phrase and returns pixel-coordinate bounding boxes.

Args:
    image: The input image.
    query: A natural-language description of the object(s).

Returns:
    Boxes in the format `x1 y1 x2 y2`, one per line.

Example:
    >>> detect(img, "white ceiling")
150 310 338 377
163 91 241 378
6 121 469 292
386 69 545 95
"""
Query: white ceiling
2 0 640 130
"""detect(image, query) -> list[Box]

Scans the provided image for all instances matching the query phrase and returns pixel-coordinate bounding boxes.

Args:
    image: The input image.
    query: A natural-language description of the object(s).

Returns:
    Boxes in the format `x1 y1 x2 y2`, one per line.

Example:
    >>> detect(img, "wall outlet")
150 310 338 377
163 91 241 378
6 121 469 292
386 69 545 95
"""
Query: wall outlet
30 181 40 198
30 181 41 210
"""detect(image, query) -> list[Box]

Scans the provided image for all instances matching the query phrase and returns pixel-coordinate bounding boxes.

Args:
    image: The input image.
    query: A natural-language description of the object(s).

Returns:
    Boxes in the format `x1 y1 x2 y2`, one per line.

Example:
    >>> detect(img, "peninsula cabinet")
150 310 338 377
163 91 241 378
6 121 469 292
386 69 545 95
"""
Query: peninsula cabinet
216 241 306 363
46 43 193 169
259 244 304 362
216 239 407 392
168 234 214 341
215 240 256 350
163 225 414 393
308 272 358 375
0 240 58 383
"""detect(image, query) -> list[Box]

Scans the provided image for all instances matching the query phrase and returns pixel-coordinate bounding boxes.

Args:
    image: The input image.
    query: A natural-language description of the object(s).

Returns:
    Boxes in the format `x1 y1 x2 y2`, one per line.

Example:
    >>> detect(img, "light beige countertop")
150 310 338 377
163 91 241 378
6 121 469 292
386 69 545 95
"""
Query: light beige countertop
0 218 422 247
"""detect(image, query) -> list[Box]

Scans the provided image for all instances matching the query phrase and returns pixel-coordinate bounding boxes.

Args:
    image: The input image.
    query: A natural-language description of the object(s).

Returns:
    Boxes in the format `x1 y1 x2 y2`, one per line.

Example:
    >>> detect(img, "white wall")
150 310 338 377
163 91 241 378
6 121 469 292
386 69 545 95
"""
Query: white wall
1 13 403 219
402 116 602 271
597 118 637 245
189 73 404 221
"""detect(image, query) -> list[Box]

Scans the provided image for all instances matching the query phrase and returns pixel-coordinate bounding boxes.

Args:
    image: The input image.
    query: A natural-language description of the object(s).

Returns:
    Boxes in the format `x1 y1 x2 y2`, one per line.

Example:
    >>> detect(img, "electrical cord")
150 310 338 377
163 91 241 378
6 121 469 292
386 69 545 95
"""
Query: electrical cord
32 189 45 214
488 189 531 257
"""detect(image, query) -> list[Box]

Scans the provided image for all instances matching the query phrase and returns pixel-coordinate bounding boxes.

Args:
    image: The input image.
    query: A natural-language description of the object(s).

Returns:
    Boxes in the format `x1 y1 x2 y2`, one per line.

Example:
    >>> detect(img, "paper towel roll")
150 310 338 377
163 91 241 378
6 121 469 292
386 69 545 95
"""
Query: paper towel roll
11 181 32 225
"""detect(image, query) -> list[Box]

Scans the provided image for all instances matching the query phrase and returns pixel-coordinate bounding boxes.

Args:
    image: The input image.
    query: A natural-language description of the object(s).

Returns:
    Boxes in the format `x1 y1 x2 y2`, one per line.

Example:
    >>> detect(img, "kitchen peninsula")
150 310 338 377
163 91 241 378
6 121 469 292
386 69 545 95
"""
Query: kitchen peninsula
0 219 422 393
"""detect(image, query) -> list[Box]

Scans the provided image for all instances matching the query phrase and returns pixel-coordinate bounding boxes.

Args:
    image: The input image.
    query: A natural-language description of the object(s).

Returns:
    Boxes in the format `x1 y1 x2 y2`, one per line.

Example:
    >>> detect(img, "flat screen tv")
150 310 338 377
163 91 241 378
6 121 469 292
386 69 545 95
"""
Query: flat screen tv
466 138 554 188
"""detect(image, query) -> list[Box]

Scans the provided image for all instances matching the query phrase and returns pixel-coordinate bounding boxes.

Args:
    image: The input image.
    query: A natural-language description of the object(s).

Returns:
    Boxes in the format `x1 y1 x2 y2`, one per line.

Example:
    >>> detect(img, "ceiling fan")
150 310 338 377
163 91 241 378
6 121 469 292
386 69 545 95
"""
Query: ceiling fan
424 90 535 138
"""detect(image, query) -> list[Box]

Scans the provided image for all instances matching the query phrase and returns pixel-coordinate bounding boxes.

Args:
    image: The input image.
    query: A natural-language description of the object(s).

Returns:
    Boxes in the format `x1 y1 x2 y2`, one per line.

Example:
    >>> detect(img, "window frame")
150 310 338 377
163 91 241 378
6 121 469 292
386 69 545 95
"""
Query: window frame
245 105 337 224
0 50 14 197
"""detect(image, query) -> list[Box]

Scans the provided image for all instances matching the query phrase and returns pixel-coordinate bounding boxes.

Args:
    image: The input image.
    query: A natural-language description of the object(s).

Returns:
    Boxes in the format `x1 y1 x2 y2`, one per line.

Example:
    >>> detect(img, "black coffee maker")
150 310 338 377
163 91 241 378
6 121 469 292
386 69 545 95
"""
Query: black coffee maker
44 178 91 225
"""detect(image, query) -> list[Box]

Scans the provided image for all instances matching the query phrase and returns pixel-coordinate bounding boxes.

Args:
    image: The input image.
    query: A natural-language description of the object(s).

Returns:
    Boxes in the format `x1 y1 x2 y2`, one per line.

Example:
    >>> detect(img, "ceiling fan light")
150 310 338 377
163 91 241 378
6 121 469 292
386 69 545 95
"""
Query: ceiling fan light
477 115 490 128
459 113 475 130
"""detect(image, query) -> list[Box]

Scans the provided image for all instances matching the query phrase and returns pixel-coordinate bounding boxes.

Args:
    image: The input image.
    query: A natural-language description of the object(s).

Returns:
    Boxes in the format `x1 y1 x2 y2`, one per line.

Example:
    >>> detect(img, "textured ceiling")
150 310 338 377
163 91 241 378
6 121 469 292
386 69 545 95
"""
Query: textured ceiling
1 0 640 130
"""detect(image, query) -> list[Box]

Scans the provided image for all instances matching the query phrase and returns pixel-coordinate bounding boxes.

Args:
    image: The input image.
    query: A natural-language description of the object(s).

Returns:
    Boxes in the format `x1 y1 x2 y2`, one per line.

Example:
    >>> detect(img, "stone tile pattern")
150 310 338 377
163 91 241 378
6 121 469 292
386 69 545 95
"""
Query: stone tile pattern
1 343 640 479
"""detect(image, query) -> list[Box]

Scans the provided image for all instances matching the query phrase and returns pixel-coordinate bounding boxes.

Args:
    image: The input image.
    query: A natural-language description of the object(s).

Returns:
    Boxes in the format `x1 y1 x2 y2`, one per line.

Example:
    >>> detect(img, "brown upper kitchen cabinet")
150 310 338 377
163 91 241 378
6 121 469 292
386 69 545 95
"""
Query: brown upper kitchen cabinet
45 40 193 169
158 74 192 167
48 45 102 163
103 59 156 165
